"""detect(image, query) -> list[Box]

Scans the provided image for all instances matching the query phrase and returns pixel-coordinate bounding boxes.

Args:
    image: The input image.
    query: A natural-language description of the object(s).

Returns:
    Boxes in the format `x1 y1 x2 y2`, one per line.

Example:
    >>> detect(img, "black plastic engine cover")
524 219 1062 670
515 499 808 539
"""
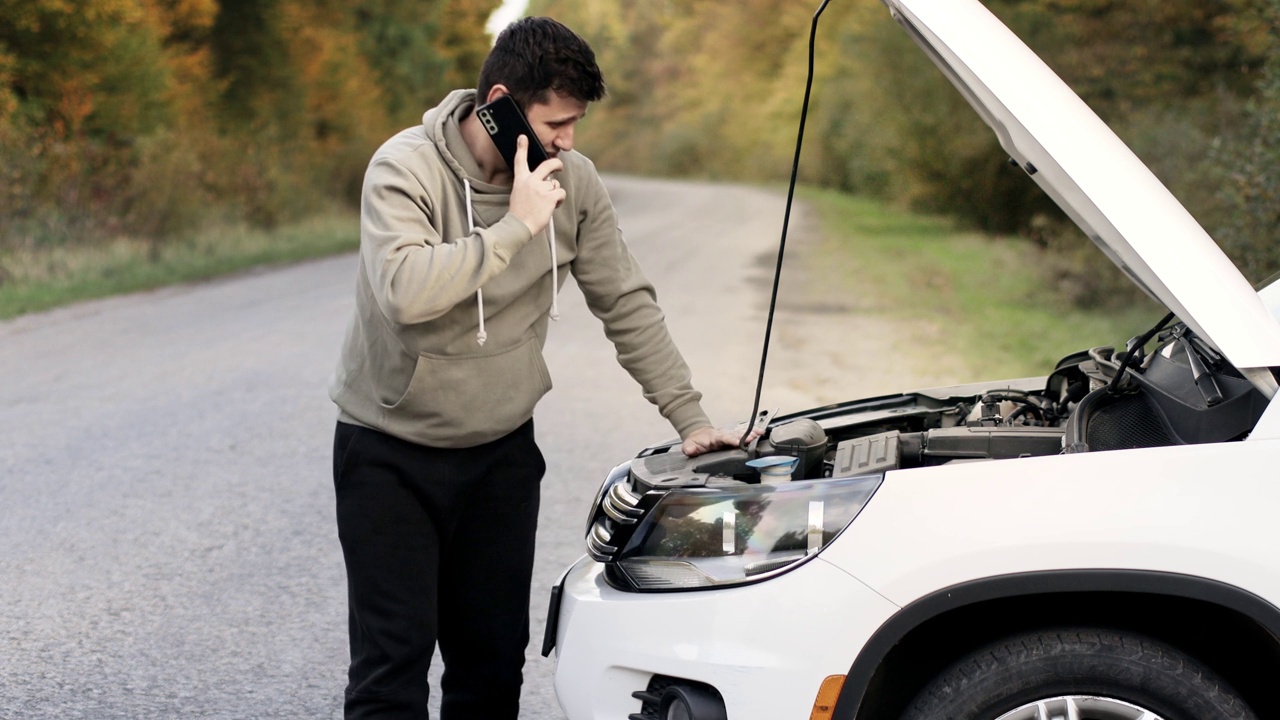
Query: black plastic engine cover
629 448 753 493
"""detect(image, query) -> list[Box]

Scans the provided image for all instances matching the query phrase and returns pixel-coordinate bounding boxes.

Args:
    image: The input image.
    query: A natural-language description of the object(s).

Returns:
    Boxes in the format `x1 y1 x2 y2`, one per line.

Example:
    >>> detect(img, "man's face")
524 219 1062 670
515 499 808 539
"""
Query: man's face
523 91 589 158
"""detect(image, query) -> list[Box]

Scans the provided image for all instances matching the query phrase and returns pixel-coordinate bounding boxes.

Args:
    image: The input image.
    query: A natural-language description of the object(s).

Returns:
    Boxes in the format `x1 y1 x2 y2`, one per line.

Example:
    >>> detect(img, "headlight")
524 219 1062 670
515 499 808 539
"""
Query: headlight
584 460 632 539
591 474 881 591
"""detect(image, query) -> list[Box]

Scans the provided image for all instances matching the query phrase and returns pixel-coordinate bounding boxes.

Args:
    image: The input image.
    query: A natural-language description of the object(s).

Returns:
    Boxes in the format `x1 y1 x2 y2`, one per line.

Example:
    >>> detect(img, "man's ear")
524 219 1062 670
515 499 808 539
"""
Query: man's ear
485 85 510 104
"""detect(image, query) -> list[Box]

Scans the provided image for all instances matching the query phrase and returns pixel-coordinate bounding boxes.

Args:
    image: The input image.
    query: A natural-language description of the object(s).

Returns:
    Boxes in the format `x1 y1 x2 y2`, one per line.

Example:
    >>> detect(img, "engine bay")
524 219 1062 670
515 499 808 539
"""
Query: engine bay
628 323 1273 492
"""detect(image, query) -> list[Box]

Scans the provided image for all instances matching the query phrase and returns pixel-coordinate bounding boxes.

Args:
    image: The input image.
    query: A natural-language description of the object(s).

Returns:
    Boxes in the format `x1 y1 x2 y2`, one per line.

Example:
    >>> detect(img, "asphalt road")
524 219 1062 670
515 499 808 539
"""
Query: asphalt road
0 176 930 719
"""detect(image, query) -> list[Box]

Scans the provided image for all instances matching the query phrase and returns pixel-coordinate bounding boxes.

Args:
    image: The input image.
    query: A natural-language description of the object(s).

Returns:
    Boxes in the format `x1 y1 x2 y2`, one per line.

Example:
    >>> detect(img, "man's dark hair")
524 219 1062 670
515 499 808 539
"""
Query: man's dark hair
478 17 606 110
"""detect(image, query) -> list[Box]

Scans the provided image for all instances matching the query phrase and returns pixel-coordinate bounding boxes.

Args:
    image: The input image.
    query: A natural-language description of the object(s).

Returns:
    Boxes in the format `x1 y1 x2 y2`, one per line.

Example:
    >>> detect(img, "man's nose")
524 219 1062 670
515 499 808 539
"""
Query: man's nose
554 127 574 152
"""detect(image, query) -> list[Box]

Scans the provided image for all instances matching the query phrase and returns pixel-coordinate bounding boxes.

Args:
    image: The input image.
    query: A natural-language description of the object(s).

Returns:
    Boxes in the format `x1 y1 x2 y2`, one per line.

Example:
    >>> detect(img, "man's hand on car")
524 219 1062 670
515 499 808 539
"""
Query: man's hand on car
682 425 762 457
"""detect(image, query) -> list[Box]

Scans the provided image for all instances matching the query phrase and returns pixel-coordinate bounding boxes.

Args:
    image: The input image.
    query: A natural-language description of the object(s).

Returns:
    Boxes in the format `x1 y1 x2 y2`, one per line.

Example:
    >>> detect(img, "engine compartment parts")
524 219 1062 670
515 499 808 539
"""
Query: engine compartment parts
746 455 800 484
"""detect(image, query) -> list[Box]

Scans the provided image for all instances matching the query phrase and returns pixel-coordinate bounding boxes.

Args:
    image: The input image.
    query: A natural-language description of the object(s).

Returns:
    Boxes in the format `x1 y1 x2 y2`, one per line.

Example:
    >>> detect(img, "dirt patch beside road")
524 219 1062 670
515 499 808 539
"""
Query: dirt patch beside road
738 187 968 410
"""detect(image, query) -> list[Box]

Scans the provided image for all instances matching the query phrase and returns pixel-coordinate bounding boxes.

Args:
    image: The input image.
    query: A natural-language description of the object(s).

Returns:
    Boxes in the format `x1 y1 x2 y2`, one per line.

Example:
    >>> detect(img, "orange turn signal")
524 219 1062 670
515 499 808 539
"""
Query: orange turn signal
809 675 846 720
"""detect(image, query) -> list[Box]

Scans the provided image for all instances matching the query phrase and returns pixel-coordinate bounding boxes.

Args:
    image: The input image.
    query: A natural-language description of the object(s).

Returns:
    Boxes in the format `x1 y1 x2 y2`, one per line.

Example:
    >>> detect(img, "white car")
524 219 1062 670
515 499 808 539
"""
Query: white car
545 1 1280 719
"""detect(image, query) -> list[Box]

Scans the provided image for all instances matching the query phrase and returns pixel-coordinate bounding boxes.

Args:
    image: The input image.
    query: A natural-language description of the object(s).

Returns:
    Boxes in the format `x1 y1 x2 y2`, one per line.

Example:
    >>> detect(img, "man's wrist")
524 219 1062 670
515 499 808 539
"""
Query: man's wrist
671 403 712 441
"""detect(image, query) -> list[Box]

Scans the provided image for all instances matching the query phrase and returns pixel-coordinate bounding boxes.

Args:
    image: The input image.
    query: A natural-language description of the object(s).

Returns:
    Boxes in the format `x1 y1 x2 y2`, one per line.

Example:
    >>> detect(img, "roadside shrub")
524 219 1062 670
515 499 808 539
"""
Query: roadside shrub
0 117 42 250
0 125 135 250
125 129 213 244
1039 221 1144 310
1209 0 1280 284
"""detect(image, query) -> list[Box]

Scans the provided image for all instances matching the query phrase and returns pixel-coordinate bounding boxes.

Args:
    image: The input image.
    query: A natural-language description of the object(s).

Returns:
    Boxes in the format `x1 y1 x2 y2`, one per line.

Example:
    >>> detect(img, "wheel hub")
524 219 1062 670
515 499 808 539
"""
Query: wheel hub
995 695 1163 720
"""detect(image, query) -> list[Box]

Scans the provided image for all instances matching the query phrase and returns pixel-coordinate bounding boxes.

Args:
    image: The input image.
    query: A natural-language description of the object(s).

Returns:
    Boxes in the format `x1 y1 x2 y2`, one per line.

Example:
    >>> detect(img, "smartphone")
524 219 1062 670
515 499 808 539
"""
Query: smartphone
475 95 551 173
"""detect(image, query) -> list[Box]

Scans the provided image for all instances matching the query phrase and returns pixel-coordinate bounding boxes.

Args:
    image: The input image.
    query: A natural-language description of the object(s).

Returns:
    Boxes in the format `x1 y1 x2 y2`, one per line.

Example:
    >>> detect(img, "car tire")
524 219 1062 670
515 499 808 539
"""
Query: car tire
899 627 1256 720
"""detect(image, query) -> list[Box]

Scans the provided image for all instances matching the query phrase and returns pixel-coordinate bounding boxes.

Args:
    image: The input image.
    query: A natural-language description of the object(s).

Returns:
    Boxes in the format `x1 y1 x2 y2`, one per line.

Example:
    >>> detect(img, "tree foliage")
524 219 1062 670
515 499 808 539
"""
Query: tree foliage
0 0 498 249
529 0 1278 285
5 0 1278 291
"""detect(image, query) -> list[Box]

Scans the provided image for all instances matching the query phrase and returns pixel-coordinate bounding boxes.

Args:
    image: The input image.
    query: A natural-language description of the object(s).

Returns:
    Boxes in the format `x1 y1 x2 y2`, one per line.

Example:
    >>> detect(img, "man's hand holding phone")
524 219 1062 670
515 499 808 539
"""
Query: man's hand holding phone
475 94 563 235
509 135 565 236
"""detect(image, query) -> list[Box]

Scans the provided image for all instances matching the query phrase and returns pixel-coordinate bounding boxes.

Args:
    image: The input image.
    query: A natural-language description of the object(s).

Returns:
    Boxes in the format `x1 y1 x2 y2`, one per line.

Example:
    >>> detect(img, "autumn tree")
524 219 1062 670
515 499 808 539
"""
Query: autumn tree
0 0 499 250
353 0 452 123
209 0 303 135
0 0 181 246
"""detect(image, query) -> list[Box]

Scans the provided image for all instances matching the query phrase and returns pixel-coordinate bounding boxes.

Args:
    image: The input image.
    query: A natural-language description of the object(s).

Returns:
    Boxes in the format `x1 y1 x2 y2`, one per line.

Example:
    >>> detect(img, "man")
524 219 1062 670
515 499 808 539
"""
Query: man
328 16 743 720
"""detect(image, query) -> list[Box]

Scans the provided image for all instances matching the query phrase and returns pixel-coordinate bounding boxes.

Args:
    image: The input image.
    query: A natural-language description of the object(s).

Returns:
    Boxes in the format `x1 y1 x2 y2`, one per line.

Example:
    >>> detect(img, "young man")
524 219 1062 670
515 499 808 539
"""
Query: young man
328 16 742 720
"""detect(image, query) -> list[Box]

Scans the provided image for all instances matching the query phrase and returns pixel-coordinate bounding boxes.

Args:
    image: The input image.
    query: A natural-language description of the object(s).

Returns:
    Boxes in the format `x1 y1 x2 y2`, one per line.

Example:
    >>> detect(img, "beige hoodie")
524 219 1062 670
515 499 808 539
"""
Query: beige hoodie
329 89 710 448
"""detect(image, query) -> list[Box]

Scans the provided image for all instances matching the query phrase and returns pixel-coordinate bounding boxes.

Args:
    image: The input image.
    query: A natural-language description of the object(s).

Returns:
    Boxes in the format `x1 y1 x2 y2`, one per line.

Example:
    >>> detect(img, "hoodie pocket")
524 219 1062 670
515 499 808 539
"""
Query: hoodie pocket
384 335 553 444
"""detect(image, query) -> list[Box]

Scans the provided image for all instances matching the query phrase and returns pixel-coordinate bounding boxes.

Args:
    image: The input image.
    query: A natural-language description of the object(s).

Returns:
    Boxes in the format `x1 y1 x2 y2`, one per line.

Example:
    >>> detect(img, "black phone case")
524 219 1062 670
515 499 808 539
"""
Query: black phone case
475 95 551 173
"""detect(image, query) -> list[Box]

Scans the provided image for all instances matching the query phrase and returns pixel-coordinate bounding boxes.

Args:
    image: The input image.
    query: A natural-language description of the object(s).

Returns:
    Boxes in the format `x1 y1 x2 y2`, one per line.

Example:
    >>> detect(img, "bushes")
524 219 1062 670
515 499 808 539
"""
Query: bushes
1210 0 1280 284
0 117 132 249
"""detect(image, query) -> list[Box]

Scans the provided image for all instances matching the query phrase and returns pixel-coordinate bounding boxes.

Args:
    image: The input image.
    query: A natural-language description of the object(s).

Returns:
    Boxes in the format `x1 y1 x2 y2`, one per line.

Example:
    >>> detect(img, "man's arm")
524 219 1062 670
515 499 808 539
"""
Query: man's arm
569 168 745 457
360 158 528 325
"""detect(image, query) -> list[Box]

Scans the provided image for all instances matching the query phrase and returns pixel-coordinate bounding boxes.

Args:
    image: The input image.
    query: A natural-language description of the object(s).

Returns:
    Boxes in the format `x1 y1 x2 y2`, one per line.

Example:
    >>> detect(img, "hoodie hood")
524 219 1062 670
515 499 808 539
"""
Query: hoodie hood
422 89 507 194
883 0 1280 380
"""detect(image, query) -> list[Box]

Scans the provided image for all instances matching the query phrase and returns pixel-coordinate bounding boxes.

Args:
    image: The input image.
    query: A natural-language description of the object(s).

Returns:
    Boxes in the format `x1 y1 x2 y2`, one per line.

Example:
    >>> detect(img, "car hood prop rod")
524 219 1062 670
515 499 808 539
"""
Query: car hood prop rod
740 0 832 449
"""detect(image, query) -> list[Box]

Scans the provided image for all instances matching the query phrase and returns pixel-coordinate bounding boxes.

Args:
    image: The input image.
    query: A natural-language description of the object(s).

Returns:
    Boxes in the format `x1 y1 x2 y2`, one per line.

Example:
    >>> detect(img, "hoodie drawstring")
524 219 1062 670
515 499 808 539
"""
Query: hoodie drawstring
465 180 487 346
547 217 560 321
464 178 559 347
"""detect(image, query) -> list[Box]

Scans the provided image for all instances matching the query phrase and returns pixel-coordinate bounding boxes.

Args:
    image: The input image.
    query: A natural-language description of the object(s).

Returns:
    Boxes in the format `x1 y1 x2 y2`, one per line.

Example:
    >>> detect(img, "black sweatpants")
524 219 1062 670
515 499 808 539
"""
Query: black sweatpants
333 419 545 720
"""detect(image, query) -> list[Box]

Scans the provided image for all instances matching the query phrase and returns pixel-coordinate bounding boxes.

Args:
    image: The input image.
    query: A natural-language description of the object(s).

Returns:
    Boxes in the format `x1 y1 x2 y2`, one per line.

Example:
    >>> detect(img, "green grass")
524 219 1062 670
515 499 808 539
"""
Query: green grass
800 187 1162 379
0 211 358 319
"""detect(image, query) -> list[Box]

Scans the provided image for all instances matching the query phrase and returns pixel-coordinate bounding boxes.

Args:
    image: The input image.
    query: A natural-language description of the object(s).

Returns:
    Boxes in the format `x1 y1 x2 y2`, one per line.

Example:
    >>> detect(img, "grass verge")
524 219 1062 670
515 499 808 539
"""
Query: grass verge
0 211 358 320
801 187 1163 380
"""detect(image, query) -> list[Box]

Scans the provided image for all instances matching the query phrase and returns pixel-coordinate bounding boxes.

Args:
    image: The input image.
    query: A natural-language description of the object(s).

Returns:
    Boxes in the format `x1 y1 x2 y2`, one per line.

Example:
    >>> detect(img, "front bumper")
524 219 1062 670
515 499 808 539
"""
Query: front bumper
551 555 901 720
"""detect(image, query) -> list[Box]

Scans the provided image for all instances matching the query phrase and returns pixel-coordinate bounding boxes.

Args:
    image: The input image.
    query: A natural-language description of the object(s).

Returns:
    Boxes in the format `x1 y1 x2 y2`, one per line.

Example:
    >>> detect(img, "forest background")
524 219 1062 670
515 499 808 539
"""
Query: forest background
2 0 1279 312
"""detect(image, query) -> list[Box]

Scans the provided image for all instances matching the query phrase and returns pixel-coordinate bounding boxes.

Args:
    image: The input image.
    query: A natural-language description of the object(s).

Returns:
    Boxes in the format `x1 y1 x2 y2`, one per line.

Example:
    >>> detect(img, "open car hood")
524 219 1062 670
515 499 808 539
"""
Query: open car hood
883 0 1280 379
